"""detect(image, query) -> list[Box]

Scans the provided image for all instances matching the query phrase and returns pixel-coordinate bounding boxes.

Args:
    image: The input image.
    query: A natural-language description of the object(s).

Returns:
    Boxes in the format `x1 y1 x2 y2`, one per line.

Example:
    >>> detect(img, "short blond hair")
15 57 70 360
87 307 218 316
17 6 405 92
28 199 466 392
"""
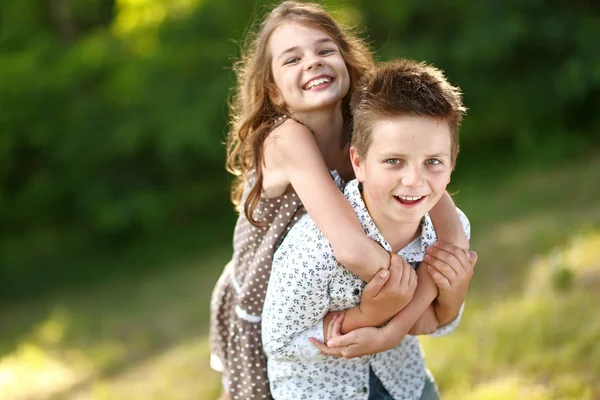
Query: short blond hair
352 59 466 165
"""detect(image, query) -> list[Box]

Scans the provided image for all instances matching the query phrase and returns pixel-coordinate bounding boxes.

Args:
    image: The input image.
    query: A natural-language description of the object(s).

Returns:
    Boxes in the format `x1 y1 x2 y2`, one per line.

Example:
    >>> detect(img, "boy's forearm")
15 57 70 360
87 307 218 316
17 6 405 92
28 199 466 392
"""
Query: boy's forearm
429 192 469 249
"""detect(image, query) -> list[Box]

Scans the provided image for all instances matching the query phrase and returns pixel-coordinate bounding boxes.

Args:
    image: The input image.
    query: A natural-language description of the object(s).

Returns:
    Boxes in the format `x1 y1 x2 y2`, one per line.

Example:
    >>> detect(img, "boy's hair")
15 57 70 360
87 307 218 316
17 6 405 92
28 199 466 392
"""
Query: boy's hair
351 59 466 166
226 1 374 225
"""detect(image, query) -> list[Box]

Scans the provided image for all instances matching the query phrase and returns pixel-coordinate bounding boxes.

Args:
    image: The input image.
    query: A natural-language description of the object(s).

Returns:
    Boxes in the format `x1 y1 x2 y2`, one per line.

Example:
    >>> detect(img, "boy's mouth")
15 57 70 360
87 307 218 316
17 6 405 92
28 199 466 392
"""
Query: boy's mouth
303 75 334 90
393 195 426 206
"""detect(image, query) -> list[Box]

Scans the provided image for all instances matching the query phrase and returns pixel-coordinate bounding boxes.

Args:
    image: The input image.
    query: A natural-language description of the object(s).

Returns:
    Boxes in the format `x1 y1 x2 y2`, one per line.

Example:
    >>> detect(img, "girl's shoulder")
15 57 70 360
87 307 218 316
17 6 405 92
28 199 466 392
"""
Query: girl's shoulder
268 116 314 142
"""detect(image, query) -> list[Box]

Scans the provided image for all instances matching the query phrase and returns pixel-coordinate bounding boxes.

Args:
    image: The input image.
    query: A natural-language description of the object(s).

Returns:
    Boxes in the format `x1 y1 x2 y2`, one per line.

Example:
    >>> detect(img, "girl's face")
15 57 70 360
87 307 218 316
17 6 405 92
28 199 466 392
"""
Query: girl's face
268 22 350 115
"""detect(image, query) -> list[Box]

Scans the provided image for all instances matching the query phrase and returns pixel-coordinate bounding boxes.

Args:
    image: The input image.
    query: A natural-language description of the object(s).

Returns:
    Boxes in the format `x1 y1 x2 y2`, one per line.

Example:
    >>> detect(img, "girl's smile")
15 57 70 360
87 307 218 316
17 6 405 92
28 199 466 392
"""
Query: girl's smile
269 22 350 114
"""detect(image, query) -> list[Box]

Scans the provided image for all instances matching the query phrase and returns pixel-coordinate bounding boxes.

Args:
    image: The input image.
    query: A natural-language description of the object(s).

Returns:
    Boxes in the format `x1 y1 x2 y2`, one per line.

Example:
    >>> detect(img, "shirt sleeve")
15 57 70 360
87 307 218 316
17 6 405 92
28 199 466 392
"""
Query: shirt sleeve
262 218 335 363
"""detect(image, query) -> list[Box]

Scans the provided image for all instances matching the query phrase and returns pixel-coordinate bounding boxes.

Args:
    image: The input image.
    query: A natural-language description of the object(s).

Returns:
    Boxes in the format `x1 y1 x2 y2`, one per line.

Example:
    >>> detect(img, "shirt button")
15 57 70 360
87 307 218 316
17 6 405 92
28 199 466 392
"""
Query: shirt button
361 386 368 394
353 288 360 296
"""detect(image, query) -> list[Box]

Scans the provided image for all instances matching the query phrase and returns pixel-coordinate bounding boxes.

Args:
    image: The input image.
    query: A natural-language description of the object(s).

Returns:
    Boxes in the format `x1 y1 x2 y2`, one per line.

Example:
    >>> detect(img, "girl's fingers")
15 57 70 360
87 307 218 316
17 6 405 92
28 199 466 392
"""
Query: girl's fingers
327 331 356 348
309 337 340 357
331 313 344 338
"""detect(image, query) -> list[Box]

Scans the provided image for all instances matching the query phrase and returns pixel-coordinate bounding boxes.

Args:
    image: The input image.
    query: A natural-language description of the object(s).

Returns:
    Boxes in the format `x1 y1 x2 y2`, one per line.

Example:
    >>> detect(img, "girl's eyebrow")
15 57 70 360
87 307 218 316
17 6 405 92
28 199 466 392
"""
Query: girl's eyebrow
277 38 336 61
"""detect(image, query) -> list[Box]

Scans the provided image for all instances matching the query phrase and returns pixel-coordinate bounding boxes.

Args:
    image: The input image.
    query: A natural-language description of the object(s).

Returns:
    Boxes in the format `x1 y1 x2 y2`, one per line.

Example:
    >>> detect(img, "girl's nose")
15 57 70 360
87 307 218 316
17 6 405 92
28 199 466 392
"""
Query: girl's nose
305 55 323 70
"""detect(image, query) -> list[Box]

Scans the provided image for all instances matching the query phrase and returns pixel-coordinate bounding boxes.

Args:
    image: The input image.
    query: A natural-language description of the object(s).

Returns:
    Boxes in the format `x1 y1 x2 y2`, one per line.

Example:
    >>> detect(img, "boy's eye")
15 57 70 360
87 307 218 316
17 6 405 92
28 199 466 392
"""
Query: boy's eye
284 57 300 65
426 159 442 165
386 158 401 165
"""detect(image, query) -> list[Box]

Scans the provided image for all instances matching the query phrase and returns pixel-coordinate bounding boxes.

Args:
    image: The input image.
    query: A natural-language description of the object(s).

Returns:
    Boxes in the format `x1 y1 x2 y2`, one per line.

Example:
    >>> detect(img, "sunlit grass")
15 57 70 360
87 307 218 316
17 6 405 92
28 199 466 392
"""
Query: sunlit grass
1 156 599 399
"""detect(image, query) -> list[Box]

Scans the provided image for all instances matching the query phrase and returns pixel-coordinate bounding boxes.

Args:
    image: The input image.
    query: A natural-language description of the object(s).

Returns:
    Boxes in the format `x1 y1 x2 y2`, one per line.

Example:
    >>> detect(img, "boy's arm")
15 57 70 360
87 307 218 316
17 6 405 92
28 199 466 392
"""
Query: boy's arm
266 121 389 282
262 221 334 363
323 254 417 336
425 210 475 329
316 265 439 358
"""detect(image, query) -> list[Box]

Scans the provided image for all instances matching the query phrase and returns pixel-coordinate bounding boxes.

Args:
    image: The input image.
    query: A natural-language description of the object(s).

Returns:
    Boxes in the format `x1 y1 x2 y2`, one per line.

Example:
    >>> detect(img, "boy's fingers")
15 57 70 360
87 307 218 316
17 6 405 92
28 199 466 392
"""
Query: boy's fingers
426 264 451 290
425 256 457 282
427 245 462 275
362 268 389 298
468 251 478 268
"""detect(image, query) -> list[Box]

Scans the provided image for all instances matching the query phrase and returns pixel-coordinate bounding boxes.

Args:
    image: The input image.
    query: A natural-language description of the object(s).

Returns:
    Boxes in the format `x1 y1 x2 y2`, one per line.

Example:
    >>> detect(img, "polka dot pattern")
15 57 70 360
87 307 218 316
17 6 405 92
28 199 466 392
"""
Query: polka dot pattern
210 166 306 399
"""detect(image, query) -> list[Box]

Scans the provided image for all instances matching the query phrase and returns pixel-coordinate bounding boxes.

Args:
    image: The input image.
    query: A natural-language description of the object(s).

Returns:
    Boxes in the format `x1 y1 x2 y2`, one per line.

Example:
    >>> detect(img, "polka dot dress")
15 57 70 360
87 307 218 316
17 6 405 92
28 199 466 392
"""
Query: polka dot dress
210 148 307 399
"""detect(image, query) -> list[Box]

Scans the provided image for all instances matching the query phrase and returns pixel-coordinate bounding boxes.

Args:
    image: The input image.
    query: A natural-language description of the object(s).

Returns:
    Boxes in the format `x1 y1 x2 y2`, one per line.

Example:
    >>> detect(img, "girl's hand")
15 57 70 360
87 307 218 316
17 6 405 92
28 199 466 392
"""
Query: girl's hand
310 323 393 359
310 313 346 357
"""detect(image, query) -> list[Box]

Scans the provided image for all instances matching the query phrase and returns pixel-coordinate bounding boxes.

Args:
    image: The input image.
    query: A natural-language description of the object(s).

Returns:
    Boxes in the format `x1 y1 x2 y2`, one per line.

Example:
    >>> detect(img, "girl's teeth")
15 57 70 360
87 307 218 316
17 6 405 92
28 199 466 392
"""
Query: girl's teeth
305 77 331 89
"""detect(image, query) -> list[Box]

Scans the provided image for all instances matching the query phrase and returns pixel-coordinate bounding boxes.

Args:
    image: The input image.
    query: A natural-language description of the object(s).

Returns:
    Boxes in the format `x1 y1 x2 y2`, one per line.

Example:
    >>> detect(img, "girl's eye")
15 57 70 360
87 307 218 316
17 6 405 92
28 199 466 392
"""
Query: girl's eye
319 49 335 56
284 57 300 65
386 158 401 165
426 159 442 165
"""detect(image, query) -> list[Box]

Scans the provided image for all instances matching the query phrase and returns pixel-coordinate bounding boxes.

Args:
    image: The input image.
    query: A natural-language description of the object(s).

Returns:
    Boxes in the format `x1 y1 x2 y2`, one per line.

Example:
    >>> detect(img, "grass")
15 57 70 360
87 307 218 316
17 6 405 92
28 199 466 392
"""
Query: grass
1 154 600 399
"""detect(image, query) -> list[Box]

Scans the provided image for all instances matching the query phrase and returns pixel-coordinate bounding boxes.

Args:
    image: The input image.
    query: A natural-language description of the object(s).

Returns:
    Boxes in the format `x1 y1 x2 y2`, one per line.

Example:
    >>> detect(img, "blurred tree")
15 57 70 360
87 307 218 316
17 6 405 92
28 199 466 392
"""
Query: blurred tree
0 0 598 299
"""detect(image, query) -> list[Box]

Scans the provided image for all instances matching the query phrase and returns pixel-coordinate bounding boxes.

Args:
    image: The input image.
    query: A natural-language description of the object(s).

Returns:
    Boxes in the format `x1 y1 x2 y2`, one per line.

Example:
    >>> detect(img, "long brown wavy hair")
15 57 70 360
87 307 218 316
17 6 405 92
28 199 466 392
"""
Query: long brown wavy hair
226 1 374 226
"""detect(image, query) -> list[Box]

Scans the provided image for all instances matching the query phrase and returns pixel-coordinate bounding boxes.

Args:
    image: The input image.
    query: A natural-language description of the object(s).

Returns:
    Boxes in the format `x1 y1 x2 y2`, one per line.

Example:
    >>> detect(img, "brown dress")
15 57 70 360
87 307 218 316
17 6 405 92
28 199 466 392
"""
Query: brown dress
209 168 307 399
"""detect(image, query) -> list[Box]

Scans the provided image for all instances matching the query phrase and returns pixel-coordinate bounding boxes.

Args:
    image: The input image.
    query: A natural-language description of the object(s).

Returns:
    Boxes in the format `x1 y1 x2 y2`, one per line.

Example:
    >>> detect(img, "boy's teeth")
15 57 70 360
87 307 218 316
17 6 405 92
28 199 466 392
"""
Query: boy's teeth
397 196 423 201
305 77 331 89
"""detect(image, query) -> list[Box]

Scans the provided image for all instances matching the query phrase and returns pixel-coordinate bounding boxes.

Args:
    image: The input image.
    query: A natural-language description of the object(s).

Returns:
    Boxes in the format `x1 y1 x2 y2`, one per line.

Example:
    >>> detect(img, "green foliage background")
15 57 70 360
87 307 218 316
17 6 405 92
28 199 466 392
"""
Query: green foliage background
1 0 599 300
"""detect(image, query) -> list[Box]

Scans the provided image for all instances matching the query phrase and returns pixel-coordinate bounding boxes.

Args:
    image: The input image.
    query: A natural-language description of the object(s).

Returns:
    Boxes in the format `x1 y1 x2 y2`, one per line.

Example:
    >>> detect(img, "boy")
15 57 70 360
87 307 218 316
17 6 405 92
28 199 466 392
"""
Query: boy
262 59 476 400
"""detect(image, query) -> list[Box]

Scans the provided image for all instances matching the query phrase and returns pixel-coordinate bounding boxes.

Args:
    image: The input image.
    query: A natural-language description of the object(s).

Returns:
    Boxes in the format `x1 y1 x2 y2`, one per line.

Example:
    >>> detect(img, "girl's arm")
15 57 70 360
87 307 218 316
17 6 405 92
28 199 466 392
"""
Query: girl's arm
429 193 469 249
264 121 389 281
314 265 439 358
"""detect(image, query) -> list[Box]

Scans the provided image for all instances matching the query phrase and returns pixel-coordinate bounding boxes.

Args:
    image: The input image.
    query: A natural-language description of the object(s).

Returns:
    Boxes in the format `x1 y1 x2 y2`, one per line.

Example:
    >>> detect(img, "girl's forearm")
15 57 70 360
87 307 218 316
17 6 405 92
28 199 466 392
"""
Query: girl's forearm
332 233 390 282
381 286 438 348
428 192 469 249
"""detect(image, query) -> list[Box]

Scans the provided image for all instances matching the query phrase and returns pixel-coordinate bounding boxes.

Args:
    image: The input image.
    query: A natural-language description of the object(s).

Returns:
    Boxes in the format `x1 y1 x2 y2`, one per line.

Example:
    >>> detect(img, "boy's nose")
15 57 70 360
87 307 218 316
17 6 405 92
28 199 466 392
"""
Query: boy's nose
401 166 425 187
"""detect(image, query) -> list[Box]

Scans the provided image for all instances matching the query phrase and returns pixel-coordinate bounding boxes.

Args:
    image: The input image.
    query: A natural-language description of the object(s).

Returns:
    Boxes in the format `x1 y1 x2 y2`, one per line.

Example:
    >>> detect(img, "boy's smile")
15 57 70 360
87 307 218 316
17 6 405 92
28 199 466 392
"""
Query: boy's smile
268 22 350 114
351 116 453 238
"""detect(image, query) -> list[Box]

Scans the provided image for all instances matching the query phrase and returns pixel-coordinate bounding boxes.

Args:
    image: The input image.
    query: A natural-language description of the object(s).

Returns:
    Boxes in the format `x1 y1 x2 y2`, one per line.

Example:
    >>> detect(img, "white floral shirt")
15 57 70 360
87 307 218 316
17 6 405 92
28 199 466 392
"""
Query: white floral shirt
262 179 470 400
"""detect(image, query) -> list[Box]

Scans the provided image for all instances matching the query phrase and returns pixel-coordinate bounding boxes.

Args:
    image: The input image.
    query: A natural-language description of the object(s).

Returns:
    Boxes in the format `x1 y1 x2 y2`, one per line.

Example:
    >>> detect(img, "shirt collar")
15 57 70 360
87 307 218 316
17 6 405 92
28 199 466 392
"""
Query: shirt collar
343 179 437 263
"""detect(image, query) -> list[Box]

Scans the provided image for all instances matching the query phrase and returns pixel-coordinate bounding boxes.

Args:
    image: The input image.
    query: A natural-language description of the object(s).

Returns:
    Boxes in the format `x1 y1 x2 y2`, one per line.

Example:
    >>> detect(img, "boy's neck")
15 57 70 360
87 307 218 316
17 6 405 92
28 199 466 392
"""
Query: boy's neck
359 186 422 253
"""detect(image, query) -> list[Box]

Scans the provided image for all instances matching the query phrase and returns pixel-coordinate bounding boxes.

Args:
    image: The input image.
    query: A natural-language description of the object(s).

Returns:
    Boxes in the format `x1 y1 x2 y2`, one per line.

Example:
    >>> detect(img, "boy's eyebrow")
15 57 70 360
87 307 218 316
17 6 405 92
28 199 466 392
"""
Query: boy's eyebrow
381 152 451 159
277 38 336 61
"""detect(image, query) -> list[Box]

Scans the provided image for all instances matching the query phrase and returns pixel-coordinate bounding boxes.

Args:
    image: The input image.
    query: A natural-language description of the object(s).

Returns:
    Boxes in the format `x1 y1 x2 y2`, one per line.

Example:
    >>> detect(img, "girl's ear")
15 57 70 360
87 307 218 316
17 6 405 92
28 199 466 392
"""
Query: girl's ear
350 146 366 182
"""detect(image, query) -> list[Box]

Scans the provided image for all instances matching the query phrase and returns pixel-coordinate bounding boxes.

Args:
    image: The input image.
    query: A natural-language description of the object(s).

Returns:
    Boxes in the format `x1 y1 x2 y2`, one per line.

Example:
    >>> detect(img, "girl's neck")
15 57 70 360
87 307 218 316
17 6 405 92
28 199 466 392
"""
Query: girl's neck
290 103 345 154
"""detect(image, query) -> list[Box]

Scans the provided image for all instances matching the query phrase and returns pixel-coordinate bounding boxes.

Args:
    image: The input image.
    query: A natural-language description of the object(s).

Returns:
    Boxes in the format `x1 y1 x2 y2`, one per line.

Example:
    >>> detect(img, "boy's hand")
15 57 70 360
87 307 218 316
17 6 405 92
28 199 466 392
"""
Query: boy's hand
359 254 417 326
424 241 477 307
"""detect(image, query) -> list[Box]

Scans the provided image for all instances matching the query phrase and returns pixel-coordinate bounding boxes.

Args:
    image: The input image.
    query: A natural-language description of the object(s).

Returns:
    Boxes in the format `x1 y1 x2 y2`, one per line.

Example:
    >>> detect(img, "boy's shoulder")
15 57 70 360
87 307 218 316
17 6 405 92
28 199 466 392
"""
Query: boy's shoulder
276 212 333 257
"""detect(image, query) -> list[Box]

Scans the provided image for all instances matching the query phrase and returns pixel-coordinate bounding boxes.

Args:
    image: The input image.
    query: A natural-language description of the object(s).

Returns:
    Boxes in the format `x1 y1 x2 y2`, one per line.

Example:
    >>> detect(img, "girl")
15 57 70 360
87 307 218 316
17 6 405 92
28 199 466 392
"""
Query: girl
209 2 468 399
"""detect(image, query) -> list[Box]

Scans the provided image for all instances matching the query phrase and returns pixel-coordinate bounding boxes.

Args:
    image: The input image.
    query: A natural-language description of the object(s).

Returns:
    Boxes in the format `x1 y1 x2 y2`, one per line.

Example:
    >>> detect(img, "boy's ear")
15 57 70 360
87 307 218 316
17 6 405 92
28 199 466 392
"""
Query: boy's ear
350 146 366 182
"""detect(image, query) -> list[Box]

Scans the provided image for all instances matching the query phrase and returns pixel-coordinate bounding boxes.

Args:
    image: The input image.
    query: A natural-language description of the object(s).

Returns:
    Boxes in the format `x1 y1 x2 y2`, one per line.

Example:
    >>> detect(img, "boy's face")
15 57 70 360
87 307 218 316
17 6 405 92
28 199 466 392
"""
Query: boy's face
351 116 453 228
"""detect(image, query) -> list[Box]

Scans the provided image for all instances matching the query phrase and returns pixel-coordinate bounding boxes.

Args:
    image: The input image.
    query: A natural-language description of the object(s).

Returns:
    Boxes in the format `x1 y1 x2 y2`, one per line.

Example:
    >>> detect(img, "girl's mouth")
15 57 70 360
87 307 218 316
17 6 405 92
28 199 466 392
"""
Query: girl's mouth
303 76 334 91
